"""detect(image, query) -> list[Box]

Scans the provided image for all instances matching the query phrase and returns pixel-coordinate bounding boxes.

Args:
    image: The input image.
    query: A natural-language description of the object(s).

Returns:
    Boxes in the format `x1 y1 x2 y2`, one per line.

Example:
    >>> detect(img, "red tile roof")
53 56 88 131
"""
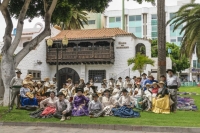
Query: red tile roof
51 28 134 40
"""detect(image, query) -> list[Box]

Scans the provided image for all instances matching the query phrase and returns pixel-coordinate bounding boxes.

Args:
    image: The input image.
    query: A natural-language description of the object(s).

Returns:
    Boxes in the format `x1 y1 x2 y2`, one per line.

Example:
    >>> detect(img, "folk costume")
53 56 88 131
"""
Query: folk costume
152 81 170 114
166 69 181 112
97 83 107 97
42 77 50 95
112 84 121 100
123 76 133 89
72 88 89 116
132 83 143 109
151 82 159 98
78 78 86 88
10 70 23 110
35 82 46 103
108 78 115 90
30 92 58 118
139 83 152 111
54 92 71 121
84 82 94 101
143 75 158 91
46 84 57 96
112 89 140 118
20 82 38 107
100 89 116 116
116 77 124 89
89 93 103 118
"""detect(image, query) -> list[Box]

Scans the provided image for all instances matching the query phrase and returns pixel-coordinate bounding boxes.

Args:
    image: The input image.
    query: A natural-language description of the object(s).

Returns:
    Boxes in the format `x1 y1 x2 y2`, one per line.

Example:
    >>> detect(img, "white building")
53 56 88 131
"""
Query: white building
9 24 171 89
101 0 195 82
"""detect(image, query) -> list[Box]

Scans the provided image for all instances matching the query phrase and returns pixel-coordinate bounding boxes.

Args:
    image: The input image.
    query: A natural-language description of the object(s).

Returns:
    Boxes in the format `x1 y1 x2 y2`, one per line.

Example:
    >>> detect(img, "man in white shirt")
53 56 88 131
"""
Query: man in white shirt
123 76 132 89
98 83 107 94
10 70 23 110
116 77 124 89
167 69 181 112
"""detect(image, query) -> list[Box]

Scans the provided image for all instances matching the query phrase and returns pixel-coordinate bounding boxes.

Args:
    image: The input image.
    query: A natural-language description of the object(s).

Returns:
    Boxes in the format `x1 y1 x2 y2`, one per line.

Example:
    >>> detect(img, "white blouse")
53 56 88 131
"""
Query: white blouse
84 87 94 93
40 97 58 108
118 95 135 107
134 88 142 97
101 96 116 108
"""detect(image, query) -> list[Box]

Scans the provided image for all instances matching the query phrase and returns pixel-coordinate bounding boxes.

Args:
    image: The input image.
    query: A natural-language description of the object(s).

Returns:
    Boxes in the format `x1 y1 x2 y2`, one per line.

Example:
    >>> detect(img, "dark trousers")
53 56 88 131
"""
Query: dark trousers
168 89 177 112
10 88 20 108
54 111 71 119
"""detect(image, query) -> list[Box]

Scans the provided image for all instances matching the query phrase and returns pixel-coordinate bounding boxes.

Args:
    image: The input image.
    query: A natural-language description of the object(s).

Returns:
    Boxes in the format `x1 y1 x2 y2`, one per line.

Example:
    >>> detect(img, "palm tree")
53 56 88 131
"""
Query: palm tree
167 0 199 61
127 53 155 76
54 7 88 30
157 0 166 79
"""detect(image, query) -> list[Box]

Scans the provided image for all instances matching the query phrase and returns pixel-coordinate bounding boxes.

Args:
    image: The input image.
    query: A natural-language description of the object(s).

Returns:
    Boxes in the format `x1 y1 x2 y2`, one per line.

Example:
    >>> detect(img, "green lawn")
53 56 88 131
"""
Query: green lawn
0 86 200 127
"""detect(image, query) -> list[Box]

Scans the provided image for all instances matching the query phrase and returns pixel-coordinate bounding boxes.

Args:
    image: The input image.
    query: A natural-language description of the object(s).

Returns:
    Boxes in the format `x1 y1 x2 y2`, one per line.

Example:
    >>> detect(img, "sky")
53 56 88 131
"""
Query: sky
0 0 200 41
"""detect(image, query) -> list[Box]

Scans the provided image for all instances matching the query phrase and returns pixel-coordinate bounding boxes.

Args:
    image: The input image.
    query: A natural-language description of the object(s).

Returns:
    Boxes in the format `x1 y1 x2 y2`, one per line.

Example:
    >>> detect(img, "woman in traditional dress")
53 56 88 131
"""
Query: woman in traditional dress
112 83 121 100
112 89 140 118
35 81 46 103
139 83 152 111
152 81 170 114
84 82 94 101
132 82 143 109
151 82 159 98
72 88 89 116
20 82 38 107
89 93 103 118
30 91 58 118
100 89 116 116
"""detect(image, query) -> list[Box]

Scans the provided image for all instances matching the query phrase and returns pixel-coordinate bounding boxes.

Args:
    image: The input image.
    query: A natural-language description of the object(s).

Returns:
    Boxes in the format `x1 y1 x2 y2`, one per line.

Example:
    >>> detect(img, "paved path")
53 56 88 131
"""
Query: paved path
0 126 174 133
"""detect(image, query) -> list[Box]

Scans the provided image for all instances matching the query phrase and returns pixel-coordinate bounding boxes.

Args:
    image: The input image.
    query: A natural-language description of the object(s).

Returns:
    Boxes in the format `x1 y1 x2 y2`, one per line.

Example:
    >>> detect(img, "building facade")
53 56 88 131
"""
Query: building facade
9 25 172 89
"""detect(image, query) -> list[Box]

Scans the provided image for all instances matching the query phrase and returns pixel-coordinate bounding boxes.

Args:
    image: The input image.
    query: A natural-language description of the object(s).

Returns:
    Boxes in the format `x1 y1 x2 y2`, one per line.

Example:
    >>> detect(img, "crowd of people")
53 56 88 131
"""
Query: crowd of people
9 69 180 121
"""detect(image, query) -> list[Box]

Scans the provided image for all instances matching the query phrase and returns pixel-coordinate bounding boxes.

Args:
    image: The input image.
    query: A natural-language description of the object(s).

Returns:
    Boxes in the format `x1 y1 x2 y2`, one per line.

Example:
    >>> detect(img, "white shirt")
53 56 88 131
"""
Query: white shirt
112 88 120 99
10 76 23 87
98 87 106 93
116 81 124 88
167 75 181 88
126 88 133 93
134 88 142 98
84 87 94 94
123 80 133 88
118 95 135 107
40 97 58 108
101 96 116 108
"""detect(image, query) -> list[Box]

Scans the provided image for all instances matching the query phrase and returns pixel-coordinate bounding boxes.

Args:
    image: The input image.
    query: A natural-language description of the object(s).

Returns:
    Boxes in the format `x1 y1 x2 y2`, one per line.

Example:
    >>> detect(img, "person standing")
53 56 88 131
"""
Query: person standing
141 73 147 88
143 75 158 91
10 70 23 110
166 69 180 112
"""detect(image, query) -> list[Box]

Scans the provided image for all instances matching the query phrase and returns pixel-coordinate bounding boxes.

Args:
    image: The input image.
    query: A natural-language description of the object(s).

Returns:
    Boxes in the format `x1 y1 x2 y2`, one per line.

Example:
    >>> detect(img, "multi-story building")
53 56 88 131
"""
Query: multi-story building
81 12 104 29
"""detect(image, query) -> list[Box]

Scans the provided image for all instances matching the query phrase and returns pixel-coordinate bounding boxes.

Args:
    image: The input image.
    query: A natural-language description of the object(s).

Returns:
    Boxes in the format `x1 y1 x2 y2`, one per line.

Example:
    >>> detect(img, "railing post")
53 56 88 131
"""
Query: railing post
110 41 112 58
76 43 78 59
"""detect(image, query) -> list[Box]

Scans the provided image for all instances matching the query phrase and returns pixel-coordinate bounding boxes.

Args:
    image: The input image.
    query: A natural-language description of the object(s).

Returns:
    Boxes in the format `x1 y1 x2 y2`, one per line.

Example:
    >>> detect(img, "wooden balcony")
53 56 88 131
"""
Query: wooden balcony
46 46 115 65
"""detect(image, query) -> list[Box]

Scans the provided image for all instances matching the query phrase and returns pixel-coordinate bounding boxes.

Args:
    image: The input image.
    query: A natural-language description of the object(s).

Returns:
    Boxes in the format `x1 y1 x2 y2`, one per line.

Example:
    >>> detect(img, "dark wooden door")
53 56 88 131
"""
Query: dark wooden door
56 67 80 90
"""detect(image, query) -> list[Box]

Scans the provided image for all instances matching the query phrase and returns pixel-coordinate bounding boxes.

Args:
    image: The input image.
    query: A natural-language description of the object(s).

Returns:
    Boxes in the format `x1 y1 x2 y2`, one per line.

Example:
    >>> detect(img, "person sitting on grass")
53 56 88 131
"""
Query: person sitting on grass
112 83 121 100
20 81 38 109
139 83 152 111
132 82 143 109
112 89 140 118
100 89 116 116
54 92 71 121
89 93 103 118
152 81 170 114
30 91 58 118
72 88 89 116
151 82 159 98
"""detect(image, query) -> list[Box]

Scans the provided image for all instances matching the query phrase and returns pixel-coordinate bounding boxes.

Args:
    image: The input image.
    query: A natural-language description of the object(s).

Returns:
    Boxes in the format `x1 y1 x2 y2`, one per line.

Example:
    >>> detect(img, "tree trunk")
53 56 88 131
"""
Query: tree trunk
157 0 166 80
1 54 15 106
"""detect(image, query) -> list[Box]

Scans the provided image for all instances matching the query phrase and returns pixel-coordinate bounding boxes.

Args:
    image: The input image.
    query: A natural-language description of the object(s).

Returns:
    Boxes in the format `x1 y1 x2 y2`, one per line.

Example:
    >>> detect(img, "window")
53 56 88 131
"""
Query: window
129 27 141 33
151 14 157 20
170 39 176 42
170 13 175 19
109 17 121 23
88 70 106 83
152 26 157 31
151 32 157 38
27 70 41 80
129 15 141 21
88 20 95 24
116 17 121 22
109 17 115 23
177 37 182 42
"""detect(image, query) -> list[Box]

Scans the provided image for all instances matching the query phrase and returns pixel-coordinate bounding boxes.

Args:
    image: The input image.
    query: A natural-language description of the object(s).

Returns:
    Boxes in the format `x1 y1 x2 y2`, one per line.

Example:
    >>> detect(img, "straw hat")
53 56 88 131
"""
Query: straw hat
116 83 121 86
16 70 22 74
67 78 72 81
80 78 84 81
23 81 28 85
145 83 151 87
49 84 55 87
44 77 50 81
26 75 31 78
152 82 158 85
158 81 165 85
37 82 42 85
103 79 107 81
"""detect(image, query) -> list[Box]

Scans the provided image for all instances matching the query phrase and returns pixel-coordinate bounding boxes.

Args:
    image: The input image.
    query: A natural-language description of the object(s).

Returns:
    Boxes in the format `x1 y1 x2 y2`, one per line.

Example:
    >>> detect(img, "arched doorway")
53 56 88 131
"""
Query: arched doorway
135 43 146 55
55 67 80 90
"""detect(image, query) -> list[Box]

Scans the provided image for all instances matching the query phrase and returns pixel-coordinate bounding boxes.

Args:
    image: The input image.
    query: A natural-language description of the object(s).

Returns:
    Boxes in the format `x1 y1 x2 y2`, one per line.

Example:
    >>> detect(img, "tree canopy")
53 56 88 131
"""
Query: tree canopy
167 0 200 60
127 53 155 76
151 40 190 73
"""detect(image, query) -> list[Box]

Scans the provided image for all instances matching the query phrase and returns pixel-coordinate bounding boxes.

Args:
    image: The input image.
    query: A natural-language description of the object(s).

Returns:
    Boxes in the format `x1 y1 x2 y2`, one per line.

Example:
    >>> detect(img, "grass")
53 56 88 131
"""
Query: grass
0 86 200 127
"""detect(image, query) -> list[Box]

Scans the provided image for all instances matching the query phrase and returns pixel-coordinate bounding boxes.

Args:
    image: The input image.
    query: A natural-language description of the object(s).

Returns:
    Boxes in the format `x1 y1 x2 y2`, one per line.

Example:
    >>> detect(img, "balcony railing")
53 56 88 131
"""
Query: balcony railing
46 46 115 64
